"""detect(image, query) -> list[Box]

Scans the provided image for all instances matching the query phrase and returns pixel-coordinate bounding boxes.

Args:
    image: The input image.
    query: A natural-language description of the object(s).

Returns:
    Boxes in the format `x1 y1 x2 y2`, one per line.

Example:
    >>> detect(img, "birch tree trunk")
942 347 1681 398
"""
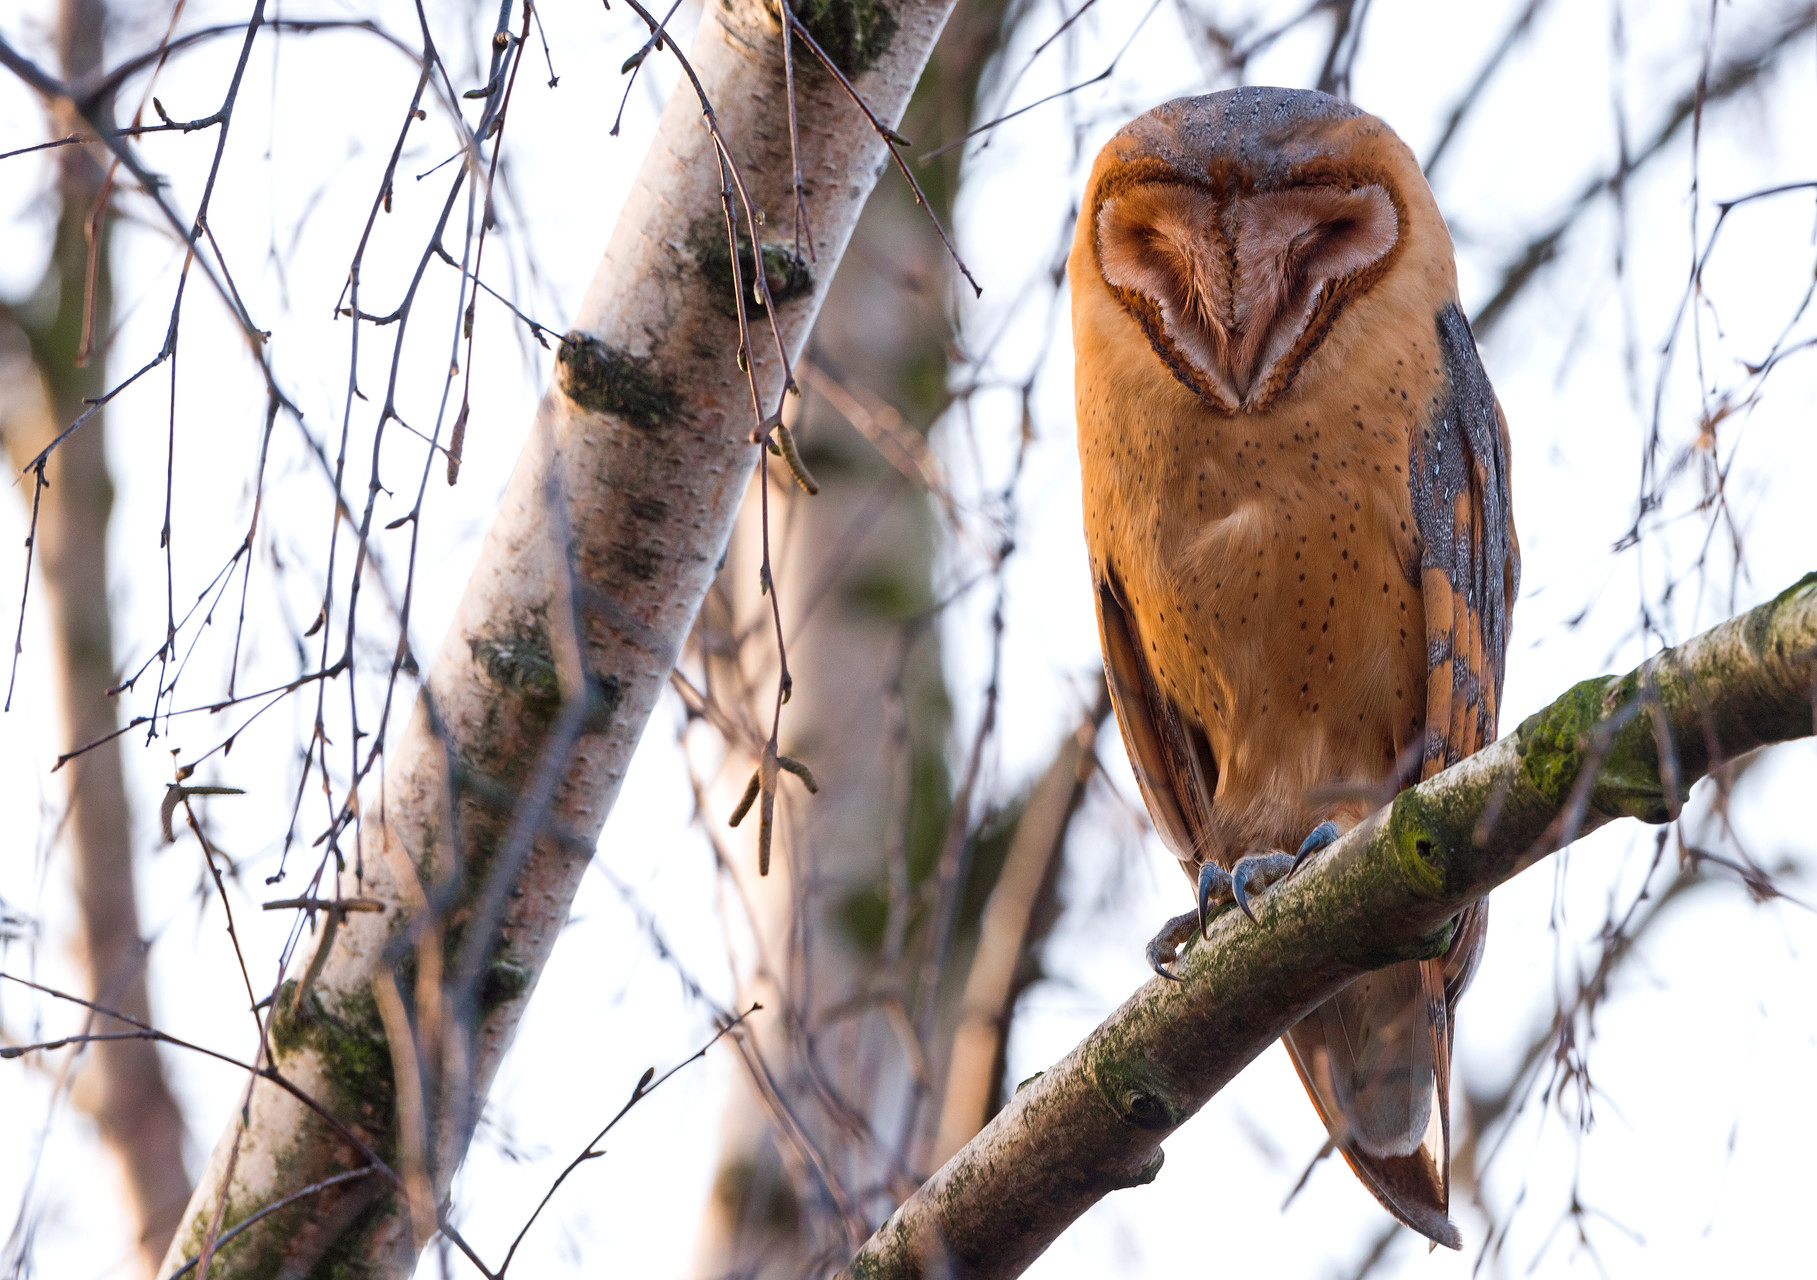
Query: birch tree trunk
154 2 959 1274
0 0 191 1268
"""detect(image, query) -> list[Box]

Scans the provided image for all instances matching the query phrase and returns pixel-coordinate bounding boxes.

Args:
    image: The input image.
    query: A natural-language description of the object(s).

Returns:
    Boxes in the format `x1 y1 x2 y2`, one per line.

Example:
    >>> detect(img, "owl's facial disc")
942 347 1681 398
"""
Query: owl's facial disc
1097 181 1398 410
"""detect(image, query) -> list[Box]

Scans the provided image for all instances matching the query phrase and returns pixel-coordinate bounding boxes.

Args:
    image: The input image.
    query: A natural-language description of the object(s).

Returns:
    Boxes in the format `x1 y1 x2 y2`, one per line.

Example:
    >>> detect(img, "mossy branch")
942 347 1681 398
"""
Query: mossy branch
841 573 1817 1280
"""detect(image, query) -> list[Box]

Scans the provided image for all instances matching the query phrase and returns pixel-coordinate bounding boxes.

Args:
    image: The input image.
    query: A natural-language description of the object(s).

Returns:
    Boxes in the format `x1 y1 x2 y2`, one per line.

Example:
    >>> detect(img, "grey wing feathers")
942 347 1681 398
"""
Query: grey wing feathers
1411 302 1519 776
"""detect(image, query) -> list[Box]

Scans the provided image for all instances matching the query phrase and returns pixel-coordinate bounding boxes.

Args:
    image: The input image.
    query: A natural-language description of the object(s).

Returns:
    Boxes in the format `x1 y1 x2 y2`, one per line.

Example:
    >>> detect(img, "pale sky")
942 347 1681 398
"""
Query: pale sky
1 1 1813 1277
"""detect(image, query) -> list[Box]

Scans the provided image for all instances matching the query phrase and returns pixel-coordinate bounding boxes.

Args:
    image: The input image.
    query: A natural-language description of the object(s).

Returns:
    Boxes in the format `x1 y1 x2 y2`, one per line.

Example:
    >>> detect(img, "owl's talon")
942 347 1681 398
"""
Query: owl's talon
1296 819 1341 865
1145 909 1199 980
1230 852 1297 921
1197 860 1234 936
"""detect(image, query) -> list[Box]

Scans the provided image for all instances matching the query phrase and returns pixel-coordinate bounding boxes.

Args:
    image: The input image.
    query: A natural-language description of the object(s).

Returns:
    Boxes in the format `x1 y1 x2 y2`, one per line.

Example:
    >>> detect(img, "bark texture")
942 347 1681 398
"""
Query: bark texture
0 0 192 1268
154 2 958 1274
841 573 1817 1279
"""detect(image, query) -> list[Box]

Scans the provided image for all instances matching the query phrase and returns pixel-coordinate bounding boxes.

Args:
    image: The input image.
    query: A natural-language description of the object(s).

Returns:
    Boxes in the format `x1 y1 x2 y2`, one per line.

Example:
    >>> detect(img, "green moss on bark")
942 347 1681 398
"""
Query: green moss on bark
1384 791 1451 898
270 982 398 1141
791 0 898 76
1590 670 1681 822
470 624 561 711
556 332 682 430
1514 676 1610 808
467 620 620 731
187 1176 392 1280
167 982 402 1278
695 229 814 317
1514 672 1682 824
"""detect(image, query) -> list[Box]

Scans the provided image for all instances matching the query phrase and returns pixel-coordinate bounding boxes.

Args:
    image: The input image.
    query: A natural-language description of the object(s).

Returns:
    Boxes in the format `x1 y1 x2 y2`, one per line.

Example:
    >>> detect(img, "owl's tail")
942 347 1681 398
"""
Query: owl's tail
1280 899 1486 1249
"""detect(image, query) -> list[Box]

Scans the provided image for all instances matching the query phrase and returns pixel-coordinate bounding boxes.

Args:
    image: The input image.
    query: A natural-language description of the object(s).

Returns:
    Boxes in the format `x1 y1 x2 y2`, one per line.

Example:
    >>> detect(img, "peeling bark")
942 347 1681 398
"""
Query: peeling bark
841 574 1817 1279
155 2 959 1274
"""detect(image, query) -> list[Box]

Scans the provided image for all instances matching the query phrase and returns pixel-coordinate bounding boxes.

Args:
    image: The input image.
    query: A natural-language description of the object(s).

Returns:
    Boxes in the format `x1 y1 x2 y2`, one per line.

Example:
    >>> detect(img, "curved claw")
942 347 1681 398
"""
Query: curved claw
1229 852 1297 923
1197 861 1232 937
1296 819 1341 864
1145 937 1183 982
1232 864 1259 922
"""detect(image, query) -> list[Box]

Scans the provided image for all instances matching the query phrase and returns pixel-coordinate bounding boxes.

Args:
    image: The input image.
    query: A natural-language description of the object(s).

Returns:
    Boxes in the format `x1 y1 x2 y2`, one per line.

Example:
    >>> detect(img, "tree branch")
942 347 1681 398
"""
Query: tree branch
841 573 1817 1279
0 0 193 1256
928 685 1107 1168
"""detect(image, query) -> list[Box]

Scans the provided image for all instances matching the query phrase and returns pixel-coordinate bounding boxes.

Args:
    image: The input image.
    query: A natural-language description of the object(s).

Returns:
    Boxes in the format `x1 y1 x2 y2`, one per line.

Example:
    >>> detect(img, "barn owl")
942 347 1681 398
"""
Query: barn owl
1070 88 1518 1247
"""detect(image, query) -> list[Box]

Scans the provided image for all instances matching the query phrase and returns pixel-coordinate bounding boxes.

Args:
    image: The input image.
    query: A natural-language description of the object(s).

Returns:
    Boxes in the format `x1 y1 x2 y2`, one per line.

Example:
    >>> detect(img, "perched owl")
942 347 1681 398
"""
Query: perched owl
1070 88 1518 1247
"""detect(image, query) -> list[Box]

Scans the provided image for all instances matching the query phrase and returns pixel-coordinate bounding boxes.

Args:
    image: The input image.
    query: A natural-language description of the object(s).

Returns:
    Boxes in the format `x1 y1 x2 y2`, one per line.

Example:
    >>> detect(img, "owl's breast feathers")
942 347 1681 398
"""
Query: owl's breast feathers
1081 327 1447 863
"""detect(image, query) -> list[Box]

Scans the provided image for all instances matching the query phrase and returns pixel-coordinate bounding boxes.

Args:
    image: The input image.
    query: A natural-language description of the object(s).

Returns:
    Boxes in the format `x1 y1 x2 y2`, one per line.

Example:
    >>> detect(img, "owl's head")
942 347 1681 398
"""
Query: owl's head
1071 88 1452 414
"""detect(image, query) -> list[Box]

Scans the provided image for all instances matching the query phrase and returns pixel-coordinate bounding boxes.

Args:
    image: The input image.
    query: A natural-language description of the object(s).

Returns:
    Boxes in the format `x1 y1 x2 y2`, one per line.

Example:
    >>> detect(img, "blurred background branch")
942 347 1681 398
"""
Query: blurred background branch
0 0 188 1269
0 1 1812 1276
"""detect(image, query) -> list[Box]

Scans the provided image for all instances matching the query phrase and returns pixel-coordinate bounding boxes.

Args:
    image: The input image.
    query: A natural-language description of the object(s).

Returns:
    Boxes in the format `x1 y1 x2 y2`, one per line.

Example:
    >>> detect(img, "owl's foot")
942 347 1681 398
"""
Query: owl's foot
1296 819 1341 864
1145 910 1199 981
1213 824 1341 927
1193 854 1295 929
1157 828 1345 975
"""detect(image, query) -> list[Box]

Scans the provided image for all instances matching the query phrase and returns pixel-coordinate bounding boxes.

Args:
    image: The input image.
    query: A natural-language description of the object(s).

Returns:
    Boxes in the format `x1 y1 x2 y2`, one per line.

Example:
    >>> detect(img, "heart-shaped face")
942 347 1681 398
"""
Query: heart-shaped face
1097 181 1400 410
1075 87 1453 415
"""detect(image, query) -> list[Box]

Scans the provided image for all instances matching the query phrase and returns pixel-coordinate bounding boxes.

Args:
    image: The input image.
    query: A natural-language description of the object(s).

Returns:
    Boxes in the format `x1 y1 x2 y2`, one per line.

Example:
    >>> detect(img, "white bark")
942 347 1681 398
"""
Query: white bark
156 1 958 1273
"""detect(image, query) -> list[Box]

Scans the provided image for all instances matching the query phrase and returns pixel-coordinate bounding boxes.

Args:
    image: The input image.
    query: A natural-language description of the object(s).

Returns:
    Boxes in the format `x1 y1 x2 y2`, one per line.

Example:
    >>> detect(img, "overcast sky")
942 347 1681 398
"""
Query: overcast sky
1 1 1813 1277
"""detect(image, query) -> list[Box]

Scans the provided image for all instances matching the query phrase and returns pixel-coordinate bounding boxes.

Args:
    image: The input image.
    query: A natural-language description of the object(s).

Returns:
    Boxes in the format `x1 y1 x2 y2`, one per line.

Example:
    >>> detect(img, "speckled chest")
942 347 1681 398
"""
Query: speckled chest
1081 330 1447 773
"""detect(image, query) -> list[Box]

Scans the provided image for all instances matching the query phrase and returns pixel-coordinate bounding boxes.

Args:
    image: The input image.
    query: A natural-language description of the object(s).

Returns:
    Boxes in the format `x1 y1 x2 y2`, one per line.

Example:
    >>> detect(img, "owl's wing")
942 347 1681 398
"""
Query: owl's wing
1409 300 1517 1173
1093 574 1219 864
1413 303 1520 780
1283 303 1517 1249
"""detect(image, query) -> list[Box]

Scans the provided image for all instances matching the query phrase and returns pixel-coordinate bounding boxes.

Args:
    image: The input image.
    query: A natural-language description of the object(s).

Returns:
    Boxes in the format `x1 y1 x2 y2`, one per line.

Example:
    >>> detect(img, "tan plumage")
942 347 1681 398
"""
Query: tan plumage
1070 89 1518 1247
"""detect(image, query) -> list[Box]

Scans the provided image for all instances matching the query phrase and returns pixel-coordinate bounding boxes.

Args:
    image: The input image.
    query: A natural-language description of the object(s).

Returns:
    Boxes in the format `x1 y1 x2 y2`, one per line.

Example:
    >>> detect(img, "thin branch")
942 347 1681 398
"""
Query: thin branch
1422 0 1549 176
786 12 983 297
494 1004 758 1275
920 0 1163 164
1472 7 1816 338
